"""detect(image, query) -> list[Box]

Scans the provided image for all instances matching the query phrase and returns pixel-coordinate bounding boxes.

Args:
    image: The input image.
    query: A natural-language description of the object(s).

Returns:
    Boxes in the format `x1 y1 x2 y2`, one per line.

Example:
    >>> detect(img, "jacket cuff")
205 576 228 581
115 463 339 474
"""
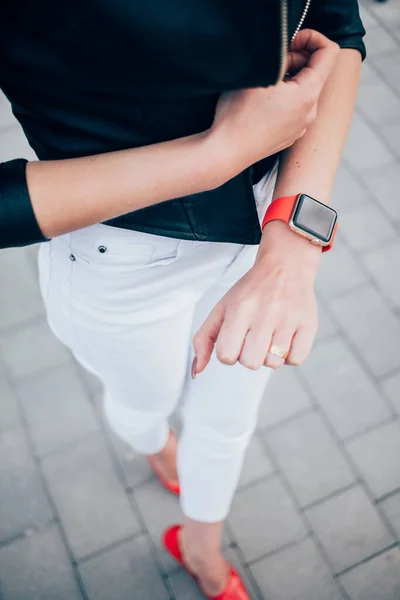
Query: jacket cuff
337 37 366 61
0 159 48 249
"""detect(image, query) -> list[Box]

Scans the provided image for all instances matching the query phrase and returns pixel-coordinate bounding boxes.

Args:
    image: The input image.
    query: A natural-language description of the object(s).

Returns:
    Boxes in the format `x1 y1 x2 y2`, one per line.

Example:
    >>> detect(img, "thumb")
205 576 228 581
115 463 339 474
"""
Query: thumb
192 302 225 378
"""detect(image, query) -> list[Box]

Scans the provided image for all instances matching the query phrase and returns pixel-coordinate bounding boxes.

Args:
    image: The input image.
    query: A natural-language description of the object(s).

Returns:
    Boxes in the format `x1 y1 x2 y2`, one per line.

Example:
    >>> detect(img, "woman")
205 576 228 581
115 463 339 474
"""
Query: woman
0 2 365 598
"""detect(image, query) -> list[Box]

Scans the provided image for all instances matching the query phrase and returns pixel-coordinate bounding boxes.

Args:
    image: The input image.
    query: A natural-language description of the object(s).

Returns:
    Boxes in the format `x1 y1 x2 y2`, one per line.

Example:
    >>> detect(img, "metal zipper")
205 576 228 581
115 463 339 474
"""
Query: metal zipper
292 0 312 42
275 0 312 84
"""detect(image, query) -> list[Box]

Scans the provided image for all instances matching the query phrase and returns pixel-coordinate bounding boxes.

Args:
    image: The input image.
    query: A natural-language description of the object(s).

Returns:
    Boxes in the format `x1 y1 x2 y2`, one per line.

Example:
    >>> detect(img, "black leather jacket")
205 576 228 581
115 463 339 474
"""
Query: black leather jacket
0 0 365 248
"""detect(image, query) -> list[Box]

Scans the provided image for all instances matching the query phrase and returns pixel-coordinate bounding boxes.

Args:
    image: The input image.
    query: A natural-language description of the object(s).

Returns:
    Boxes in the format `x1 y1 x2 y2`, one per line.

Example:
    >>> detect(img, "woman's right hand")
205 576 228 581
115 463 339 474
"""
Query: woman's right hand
210 29 340 173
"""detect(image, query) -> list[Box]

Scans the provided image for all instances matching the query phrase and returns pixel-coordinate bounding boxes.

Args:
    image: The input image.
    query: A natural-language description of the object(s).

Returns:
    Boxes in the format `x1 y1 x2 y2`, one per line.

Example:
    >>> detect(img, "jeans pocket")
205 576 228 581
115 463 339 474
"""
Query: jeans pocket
72 233 182 276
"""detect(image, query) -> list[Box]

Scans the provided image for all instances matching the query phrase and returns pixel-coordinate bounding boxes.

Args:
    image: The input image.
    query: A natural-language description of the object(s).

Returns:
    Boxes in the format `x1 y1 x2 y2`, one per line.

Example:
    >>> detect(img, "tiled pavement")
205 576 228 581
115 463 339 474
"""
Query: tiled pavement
1 1 400 598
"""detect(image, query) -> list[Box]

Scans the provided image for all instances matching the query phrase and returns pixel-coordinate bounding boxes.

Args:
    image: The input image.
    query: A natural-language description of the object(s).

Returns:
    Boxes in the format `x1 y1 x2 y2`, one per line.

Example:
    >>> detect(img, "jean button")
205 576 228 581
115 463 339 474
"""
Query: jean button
98 245 107 254
69 253 76 262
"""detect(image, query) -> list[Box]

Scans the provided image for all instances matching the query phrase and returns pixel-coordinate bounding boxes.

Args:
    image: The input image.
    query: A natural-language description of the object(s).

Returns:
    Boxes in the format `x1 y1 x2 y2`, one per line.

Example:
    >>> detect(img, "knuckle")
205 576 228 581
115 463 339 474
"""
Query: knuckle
216 349 237 365
266 360 283 370
287 356 302 366
192 331 203 348
237 297 256 313
239 357 261 371
305 106 317 126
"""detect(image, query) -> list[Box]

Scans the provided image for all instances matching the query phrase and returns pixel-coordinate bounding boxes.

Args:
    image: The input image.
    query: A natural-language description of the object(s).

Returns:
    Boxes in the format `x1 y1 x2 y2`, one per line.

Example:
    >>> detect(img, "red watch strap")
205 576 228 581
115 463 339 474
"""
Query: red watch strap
261 195 297 231
261 194 337 252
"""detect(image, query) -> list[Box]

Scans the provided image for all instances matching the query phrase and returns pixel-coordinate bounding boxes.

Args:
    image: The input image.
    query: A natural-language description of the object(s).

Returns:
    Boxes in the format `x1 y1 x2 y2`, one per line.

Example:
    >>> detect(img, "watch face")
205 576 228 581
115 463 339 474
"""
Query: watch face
292 194 337 242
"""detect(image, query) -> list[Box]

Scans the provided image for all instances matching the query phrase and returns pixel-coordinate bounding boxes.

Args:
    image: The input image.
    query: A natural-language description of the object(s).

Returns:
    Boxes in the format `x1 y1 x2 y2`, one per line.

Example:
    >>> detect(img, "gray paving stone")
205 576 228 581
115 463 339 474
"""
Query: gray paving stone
238 433 274 488
42 433 140 560
369 2 400 27
267 412 355 508
381 373 400 415
362 161 400 224
357 76 400 125
346 422 400 499
359 60 379 86
17 363 99 456
315 303 337 344
300 338 390 439
381 121 400 158
0 319 71 381
168 570 206 600
134 480 184 573
371 53 400 95
364 27 399 57
329 286 400 378
305 485 393 573
343 113 394 172
257 367 312 430
339 205 397 252
359 3 380 29
315 243 367 298
0 116 37 162
79 536 168 600
358 4 381 30
340 548 400 600
380 493 400 539
363 240 400 310
251 537 344 600
331 164 369 213
108 432 154 490
0 247 45 332
229 476 307 563
0 426 53 543
0 526 81 600
77 363 104 399
0 365 19 429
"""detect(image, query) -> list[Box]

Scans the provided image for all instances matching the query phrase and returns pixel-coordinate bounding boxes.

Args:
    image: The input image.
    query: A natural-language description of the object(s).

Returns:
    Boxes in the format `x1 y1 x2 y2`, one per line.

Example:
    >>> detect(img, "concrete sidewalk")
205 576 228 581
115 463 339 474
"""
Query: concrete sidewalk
1 1 400 598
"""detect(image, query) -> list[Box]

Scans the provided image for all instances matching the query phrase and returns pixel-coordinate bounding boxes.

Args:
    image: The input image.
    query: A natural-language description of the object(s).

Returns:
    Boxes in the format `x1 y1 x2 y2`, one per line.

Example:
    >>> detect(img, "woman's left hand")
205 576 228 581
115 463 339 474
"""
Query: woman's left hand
192 220 322 376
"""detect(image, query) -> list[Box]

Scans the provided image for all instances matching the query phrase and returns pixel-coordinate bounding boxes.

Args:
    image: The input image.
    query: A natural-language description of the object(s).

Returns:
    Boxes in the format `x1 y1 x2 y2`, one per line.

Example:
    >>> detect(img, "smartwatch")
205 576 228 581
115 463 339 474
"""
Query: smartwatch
261 194 338 252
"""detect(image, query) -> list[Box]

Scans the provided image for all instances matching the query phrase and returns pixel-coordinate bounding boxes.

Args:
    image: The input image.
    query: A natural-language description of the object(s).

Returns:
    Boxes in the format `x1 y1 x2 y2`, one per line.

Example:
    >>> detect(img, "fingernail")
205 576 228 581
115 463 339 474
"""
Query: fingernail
191 356 198 380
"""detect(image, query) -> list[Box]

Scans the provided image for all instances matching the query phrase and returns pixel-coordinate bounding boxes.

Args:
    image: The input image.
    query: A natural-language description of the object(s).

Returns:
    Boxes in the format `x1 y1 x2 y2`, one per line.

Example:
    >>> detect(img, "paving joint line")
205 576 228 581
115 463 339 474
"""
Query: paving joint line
375 486 400 505
256 435 350 598
9 369 90 600
335 541 400 578
294 370 400 544
76 530 144 566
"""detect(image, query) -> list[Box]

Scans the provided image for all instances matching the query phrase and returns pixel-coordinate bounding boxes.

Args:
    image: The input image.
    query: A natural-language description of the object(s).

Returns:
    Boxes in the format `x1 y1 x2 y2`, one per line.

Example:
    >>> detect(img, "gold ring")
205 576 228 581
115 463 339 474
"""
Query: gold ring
268 344 289 360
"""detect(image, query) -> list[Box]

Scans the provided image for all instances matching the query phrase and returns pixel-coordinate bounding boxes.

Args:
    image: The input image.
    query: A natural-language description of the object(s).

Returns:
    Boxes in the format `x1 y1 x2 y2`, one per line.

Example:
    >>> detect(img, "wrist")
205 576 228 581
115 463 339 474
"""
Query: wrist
201 129 245 187
256 220 322 279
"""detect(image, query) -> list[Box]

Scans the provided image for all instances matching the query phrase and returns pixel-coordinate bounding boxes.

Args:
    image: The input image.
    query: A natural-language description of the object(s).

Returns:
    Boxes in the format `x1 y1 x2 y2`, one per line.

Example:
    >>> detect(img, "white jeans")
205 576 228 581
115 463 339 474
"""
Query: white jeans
38 166 277 522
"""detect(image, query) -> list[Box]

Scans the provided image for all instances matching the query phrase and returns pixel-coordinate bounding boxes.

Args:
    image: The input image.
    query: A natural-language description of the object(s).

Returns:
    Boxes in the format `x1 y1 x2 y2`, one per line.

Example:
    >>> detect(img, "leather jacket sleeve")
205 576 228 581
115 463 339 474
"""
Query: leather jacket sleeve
0 159 47 248
304 0 366 59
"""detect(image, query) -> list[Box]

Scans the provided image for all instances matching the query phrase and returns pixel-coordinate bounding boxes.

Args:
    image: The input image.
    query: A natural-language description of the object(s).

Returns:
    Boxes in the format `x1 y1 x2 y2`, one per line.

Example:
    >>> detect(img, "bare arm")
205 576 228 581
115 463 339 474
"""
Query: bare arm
272 48 361 205
26 131 223 239
193 45 363 375
257 48 362 267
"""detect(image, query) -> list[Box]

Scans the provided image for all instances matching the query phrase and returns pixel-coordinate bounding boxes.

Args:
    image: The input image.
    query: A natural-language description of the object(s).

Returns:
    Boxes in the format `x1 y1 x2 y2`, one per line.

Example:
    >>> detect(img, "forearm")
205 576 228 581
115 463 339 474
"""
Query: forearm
26 130 224 239
257 48 361 265
273 49 361 203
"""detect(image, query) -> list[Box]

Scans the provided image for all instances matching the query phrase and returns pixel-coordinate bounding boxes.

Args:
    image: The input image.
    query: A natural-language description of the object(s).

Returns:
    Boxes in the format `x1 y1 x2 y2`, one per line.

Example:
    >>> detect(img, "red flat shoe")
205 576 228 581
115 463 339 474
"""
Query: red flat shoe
162 525 250 600
147 457 180 496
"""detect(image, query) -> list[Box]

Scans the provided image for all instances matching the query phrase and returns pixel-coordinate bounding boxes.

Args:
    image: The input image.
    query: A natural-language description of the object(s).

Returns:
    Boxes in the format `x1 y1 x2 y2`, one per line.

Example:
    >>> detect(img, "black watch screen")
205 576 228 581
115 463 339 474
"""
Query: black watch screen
292 194 337 242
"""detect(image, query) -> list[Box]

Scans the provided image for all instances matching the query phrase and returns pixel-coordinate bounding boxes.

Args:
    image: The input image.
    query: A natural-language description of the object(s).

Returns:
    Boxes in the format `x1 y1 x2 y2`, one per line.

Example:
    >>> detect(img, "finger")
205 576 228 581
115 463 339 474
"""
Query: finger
264 327 295 370
238 326 274 370
215 306 251 366
289 29 340 92
285 50 309 75
286 325 317 366
192 303 225 377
